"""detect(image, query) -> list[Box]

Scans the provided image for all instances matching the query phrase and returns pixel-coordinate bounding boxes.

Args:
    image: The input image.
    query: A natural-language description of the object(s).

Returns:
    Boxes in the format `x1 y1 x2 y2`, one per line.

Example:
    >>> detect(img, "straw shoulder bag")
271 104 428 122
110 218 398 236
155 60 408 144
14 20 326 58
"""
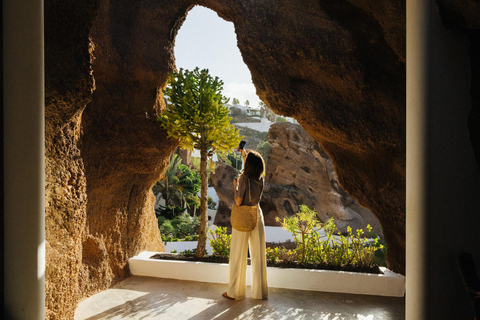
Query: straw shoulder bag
231 179 258 232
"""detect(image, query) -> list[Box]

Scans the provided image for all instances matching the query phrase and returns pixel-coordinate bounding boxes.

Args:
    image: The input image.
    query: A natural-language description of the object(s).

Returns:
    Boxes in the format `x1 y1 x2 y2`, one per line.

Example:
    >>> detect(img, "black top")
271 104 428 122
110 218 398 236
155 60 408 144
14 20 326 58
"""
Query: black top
237 174 264 206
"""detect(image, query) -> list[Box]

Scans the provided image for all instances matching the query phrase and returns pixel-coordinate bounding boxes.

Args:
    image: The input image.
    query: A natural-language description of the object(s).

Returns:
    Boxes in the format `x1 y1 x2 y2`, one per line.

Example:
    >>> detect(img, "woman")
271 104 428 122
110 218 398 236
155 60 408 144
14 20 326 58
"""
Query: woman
222 148 268 300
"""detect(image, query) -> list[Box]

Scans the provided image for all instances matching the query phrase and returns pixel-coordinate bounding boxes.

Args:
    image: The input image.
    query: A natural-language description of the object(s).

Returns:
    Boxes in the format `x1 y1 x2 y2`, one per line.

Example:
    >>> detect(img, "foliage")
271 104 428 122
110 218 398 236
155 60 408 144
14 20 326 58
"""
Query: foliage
276 116 288 123
158 67 243 258
152 154 201 210
217 151 243 171
207 196 217 210
276 205 385 269
266 247 281 264
159 213 200 240
159 68 241 153
171 216 195 239
237 127 267 141
208 227 231 259
191 157 211 178
256 141 270 160
277 205 323 264
155 204 185 220
367 229 387 267
232 98 240 106
159 219 176 238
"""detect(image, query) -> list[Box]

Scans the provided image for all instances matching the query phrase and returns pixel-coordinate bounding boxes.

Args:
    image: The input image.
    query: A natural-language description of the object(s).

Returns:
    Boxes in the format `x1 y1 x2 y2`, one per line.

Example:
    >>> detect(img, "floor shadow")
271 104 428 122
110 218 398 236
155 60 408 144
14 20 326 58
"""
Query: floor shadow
75 277 405 320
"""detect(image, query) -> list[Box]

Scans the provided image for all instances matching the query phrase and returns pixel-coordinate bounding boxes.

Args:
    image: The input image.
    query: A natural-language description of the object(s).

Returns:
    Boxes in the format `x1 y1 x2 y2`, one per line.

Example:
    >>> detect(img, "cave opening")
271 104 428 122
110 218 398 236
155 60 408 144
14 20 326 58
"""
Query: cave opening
157 5 386 268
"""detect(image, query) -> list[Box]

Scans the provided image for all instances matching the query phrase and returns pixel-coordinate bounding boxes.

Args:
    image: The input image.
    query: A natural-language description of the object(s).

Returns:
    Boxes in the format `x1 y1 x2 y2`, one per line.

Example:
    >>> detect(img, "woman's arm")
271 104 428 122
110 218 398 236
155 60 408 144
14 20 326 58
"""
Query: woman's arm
238 147 247 165
233 178 244 206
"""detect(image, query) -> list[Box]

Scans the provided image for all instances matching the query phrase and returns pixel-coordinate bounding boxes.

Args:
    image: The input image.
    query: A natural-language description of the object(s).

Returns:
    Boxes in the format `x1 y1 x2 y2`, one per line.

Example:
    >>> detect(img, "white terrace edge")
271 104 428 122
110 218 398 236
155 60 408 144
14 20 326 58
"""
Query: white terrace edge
129 251 405 297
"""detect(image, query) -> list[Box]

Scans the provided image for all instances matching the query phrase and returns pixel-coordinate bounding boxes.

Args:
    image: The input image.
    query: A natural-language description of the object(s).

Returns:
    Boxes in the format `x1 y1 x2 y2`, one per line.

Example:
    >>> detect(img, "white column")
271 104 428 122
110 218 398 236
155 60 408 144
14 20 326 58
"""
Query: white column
406 0 429 318
4 0 45 319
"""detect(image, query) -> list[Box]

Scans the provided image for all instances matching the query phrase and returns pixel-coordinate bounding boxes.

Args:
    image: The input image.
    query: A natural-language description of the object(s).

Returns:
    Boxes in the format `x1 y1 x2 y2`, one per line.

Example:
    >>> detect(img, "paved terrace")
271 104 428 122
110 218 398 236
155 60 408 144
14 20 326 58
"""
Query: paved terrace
75 276 405 320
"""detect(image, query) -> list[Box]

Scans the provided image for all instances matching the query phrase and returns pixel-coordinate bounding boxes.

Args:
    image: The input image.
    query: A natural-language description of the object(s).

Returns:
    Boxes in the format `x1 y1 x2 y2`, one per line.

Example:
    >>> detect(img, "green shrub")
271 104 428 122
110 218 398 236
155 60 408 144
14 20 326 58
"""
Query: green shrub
184 235 192 241
162 213 200 239
171 217 181 229
276 116 287 123
155 205 185 220
176 222 193 239
190 216 201 234
208 227 231 259
160 220 176 238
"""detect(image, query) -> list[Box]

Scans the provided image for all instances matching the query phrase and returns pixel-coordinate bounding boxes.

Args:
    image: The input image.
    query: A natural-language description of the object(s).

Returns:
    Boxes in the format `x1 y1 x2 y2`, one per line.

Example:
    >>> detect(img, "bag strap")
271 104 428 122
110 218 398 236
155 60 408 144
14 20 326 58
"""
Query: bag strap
248 179 251 203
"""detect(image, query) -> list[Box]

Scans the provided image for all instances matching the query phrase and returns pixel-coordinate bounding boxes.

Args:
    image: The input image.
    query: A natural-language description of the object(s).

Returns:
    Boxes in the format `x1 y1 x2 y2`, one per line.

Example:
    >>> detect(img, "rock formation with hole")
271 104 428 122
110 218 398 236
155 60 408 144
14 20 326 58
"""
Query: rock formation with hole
45 0 410 318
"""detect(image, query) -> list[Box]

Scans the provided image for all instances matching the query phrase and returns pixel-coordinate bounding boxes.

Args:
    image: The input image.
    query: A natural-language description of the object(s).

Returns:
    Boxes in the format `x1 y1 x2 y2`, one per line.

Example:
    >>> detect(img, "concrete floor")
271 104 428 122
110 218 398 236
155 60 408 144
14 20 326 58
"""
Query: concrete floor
75 276 405 320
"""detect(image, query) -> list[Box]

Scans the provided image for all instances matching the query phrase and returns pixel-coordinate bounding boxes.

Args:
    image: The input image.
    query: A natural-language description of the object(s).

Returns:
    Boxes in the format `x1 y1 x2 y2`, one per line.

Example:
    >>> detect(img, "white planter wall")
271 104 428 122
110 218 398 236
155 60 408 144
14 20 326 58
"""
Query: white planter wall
129 251 405 297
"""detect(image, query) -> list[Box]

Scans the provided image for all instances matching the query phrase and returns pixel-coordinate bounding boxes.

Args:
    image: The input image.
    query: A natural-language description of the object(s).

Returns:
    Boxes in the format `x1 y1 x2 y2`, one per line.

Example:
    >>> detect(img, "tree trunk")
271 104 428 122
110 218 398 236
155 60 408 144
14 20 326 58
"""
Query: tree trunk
195 143 209 257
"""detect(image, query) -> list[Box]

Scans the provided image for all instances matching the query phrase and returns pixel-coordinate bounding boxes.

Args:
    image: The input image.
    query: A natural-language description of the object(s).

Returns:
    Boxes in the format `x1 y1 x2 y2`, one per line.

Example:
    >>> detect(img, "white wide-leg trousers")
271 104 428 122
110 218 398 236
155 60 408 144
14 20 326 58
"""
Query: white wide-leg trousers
227 207 268 300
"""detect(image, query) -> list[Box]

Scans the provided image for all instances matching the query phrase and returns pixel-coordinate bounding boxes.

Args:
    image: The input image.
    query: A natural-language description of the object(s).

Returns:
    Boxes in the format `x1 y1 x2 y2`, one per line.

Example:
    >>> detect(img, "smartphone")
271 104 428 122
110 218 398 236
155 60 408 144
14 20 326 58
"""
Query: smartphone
238 140 246 150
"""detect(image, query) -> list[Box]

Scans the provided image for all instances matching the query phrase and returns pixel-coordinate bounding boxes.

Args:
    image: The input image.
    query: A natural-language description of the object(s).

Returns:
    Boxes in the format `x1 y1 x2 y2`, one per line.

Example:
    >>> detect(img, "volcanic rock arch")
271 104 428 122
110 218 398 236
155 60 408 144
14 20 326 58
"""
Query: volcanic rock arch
45 0 406 318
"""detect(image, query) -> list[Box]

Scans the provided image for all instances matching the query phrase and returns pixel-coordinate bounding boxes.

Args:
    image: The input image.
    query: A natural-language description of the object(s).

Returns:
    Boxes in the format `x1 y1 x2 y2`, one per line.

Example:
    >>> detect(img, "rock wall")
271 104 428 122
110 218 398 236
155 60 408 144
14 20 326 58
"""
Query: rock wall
45 0 407 318
263 123 383 236
211 162 237 226
45 0 179 318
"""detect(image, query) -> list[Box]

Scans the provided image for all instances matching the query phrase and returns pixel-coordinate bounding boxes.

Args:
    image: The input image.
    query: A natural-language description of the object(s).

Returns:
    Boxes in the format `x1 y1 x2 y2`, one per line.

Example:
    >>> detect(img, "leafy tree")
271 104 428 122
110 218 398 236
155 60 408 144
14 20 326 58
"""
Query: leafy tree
245 100 250 106
158 68 242 257
232 98 240 106
152 154 186 207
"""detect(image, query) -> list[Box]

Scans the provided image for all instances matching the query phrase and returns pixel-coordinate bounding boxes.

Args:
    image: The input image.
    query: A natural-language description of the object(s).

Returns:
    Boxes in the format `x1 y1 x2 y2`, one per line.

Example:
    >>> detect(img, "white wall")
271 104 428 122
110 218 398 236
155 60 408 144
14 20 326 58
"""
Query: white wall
407 0 480 318
3 0 45 319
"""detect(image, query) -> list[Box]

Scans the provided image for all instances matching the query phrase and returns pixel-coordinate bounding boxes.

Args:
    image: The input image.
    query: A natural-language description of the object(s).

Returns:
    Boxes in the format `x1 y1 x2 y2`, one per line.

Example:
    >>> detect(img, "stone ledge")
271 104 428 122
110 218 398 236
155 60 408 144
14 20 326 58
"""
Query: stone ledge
129 252 405 297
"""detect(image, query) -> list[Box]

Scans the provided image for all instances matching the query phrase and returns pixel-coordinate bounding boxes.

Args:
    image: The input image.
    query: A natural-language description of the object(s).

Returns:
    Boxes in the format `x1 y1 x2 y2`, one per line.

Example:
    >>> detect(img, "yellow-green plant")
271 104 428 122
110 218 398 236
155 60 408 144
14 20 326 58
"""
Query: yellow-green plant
266 246 298 264
208 227 231 259
276 205 323 264
266 247 281 264
277 205 384 270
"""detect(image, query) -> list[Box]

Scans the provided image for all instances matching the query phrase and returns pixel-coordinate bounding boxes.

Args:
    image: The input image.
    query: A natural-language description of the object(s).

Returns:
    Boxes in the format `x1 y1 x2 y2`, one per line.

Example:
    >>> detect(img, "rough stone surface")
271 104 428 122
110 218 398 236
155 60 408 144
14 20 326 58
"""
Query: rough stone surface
211 123 383 237
45 0 408 318
264 123 383 236
211 163 237 226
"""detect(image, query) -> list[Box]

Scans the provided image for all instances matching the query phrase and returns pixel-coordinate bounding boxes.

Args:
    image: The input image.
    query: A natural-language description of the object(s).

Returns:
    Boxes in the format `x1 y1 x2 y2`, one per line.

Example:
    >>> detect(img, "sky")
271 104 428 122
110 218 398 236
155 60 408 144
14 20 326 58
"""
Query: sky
174 6 261 108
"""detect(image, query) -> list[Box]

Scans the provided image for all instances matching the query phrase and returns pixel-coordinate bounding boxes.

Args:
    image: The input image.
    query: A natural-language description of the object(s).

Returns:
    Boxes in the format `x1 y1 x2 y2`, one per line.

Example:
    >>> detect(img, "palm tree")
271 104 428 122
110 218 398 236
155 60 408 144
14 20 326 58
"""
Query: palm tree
152 154 201 213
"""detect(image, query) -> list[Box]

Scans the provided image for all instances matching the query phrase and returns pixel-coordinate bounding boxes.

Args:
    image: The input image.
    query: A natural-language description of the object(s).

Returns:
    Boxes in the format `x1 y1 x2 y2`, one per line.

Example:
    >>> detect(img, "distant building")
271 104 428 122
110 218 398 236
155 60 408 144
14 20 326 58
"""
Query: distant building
227 104 261 116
